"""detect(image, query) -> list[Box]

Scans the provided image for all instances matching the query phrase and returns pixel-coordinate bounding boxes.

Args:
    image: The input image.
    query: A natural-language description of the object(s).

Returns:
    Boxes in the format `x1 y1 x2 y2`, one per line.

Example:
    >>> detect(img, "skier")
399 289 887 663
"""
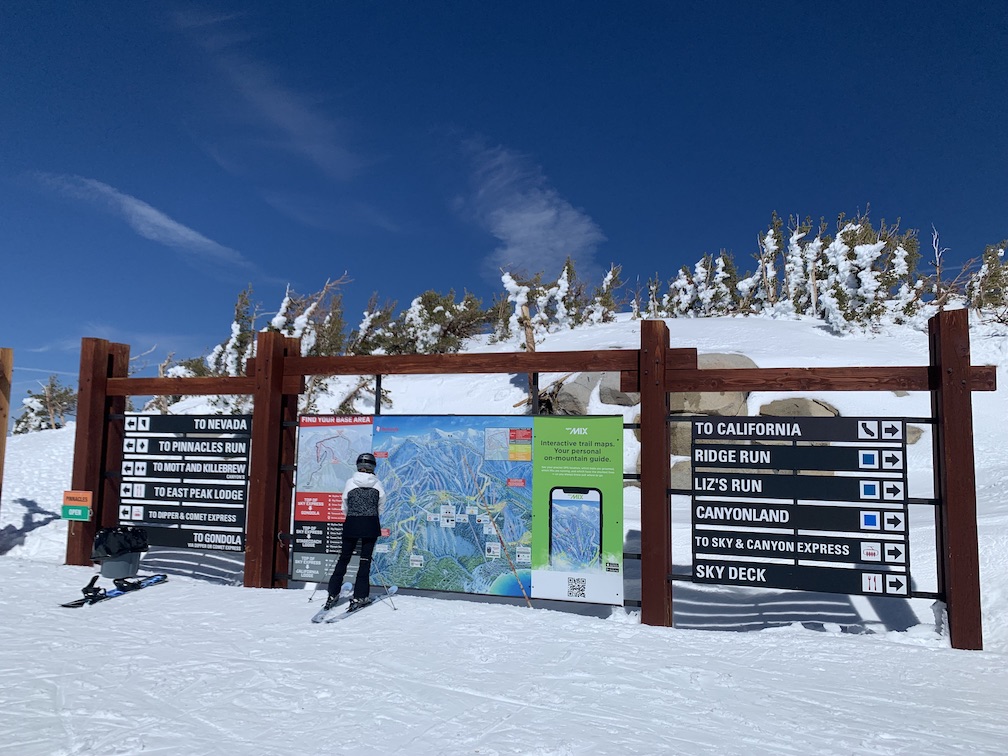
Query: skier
325 452 387 612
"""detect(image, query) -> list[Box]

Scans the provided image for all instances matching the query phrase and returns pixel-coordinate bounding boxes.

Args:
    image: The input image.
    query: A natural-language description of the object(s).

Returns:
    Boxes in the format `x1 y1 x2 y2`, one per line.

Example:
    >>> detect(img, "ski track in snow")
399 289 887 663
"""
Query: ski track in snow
1 559 1006 756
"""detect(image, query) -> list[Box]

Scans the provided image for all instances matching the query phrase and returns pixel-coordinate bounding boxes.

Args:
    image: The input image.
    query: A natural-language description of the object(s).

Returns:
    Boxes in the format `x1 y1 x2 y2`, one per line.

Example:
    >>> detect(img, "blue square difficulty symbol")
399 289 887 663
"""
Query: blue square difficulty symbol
861 452 876 466
863 513 878 528
863 483 878 497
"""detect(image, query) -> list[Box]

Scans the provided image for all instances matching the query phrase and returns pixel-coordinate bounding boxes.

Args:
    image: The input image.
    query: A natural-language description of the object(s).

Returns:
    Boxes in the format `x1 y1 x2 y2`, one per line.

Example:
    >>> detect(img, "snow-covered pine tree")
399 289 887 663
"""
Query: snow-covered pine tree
497 272 534 347
495 261 601 345
644 273 665 318
737 214 784 314
708 252 737 315
13 375 77 434
817 213 923 331
266 280 349 413
392 290 488 354
349 294 396 355
207 286 257 379
783 216 817 315
667 265 696 317
583 264 622 324
967 241 1008 323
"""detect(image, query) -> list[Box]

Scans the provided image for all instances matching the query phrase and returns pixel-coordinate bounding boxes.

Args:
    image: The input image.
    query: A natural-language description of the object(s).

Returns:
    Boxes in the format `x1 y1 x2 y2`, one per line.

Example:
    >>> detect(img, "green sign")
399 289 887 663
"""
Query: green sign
61 505 91 521
531 415 624 604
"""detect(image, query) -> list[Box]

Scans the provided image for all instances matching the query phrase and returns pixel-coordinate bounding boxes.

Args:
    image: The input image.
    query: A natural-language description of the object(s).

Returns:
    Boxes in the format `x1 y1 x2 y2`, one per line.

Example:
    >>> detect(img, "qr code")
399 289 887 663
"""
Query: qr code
567 577 587 599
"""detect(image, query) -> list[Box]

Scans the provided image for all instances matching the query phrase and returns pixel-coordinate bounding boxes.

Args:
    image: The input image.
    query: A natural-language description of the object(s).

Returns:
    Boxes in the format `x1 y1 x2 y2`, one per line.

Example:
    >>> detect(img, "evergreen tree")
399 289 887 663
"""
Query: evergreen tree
644 273 665 318
737 213 784 313
691 253 736 316
13 375 77 434
349 293 397 355
207 286 257 377
667 265 696 316
816 212 922 331
583 264 623 323
968 241 1008 323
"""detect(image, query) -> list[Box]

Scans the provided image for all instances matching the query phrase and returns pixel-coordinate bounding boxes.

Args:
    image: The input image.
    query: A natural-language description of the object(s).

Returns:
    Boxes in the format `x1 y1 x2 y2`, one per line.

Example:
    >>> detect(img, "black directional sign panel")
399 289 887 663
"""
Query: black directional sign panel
692 443 905 472
689 416 905 443
118 414 252 552
690 416 911 597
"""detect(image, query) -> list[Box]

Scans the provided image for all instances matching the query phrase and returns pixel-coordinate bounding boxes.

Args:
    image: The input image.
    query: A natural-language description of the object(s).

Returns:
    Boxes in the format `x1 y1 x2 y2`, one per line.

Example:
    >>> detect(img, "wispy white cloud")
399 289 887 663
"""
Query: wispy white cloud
171 11 365 183
218 56 365 182
261 190 400 234
462 142 606 281
31 173 255 271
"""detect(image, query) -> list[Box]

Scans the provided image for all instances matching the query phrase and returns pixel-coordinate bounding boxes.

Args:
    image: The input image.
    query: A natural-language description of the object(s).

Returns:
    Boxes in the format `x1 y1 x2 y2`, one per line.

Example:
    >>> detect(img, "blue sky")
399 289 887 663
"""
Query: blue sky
2 2 1006 425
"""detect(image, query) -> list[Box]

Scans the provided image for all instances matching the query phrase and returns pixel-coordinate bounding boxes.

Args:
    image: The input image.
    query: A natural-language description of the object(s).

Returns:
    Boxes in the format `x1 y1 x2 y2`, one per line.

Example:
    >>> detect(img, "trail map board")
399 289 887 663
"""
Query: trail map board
690 417 911 597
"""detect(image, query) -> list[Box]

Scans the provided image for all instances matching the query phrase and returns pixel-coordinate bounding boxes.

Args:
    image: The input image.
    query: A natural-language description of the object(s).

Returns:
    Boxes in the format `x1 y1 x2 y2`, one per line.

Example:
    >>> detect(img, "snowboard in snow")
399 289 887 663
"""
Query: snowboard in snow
310 582 353 623
60 573 168 608
322 586 398 624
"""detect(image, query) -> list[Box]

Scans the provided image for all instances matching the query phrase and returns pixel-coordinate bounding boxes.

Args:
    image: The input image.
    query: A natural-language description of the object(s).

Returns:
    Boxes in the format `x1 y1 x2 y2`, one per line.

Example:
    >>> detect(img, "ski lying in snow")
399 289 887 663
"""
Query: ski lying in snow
322 586 398 624
60 574 168 608
310 582 353 623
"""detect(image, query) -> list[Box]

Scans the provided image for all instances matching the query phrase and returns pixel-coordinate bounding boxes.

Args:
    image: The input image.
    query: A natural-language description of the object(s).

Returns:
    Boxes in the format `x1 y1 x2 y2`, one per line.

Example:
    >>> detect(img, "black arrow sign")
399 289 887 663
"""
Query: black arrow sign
860 421 877 438
886 546 903 560
887 576 904 591
885 484 902 496
886 514 903 528
884 453 900 466
883 423 900 437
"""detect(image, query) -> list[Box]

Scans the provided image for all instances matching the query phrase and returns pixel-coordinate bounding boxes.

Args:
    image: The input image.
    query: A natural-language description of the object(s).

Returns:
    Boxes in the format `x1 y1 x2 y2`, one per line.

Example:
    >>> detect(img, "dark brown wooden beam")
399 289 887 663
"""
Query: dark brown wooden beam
620 348 696 391
930 309 983 650
283 349 639 376
67 339 113 566
106 376 256 396
639 320 673 627
665 365 996 393
245 331 287 589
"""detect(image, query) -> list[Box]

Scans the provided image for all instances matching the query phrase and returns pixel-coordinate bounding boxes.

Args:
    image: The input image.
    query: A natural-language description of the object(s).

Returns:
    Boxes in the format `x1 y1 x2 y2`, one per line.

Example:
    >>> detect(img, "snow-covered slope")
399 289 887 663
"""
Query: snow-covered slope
2 315 1007 755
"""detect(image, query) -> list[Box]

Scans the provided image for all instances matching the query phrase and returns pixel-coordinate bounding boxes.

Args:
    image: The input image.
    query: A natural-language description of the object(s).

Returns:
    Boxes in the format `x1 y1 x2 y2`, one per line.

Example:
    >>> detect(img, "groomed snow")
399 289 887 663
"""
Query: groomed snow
2 315 1007 755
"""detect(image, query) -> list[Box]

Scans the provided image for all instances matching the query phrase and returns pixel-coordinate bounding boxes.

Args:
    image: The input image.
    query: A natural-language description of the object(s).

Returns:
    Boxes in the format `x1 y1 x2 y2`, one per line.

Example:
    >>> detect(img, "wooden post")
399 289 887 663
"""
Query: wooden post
273 337 303 588
929 309 983 650
0 348 12 506
245 330 287 588
67 339 115 566
639 320 673 626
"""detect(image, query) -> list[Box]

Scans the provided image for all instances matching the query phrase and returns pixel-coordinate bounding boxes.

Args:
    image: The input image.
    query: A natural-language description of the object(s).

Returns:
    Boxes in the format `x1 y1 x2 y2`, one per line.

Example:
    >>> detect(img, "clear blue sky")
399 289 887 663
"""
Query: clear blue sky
2 1 1006 425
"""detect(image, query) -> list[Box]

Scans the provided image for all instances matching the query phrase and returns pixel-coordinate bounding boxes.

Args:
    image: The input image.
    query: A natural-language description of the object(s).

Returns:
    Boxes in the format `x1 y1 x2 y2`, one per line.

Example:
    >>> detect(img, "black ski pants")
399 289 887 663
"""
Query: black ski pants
327 535 377 599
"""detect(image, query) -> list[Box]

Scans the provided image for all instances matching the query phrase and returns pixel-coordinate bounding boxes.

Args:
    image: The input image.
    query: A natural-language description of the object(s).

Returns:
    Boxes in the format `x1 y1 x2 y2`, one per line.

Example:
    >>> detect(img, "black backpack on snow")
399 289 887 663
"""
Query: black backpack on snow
91 526 149 560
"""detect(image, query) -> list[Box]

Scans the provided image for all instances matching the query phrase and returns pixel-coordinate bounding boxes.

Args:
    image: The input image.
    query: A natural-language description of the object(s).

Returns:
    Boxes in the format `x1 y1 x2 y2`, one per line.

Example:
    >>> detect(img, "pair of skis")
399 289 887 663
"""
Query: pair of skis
59 573 397 619
310 582 398 624
60 573 169 608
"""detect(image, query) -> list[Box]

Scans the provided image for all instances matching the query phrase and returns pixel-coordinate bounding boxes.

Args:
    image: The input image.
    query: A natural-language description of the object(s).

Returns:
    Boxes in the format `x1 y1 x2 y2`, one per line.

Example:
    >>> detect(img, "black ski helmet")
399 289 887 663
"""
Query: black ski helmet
356 452 377 473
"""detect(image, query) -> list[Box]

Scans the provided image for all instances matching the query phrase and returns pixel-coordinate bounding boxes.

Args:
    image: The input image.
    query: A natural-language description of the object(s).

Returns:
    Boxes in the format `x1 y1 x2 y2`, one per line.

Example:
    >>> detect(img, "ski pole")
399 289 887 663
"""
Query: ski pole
372 562 397 610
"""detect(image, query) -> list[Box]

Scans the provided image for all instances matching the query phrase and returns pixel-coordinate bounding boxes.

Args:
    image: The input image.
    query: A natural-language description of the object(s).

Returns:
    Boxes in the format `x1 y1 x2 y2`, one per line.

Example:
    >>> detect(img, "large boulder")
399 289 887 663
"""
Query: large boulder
669 353 757 416
551 372 602 415
599 371 640 406
758 397 840 417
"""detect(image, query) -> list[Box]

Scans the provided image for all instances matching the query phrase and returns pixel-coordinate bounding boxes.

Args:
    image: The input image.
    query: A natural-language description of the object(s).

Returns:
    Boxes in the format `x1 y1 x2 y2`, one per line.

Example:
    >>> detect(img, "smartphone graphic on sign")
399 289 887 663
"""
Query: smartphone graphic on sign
548 487 602 569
